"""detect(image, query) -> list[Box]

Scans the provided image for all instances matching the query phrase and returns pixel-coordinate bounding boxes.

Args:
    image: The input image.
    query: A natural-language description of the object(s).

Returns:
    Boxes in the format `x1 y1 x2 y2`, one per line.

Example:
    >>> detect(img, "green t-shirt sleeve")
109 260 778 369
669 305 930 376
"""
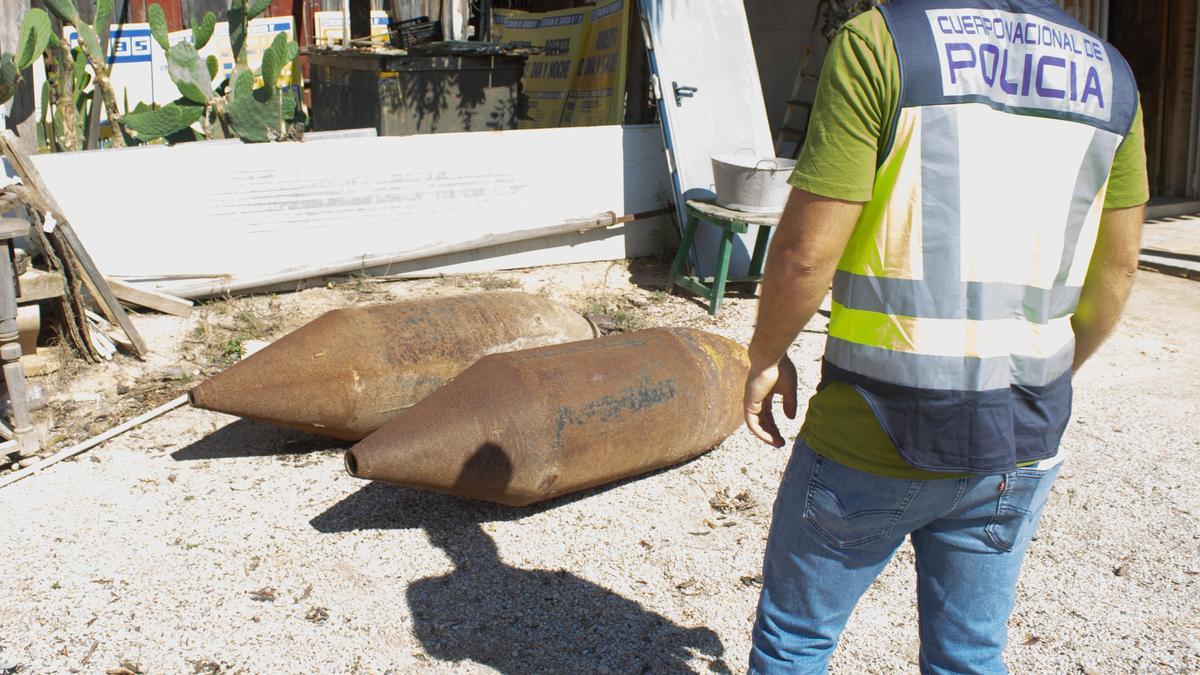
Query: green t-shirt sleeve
1103 103 1150 209
788 10 898 203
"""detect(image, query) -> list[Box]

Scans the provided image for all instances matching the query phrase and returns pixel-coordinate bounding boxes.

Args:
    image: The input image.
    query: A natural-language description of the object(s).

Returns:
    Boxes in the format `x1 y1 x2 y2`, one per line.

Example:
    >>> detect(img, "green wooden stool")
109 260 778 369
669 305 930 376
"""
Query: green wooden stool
668 199 782 316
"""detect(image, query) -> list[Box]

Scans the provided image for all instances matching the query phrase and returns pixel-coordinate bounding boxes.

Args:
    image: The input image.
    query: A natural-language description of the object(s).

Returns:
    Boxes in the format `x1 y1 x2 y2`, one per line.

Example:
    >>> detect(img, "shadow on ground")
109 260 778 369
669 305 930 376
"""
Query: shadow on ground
171 419 346 461
628 255 764 313
310 448 729 674
627 256 673 292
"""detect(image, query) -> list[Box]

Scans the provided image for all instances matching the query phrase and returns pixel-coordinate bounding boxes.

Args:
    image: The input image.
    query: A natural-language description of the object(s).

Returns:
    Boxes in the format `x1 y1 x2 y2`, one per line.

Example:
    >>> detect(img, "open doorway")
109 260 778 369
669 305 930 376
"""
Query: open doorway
1107 0 1200 199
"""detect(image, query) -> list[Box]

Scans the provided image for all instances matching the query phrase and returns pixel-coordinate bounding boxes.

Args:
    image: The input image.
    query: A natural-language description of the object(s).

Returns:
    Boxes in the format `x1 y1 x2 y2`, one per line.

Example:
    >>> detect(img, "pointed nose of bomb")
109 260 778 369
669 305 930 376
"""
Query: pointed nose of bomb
188 292 596 440
345 327 750 506
343 353 533 504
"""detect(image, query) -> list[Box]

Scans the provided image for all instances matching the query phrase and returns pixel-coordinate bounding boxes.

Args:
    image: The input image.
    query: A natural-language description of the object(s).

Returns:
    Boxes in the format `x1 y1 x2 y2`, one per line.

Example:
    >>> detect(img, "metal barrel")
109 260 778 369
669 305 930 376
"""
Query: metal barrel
188 292 597 441
344 327 750 506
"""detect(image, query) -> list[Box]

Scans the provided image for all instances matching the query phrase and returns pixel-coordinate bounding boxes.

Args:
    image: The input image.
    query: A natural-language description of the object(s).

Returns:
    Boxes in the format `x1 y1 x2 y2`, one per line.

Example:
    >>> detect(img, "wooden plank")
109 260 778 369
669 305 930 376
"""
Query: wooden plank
106 278 193 317
15 269 65 303
0 131 149 359
0 218 29 239
20 348 61 378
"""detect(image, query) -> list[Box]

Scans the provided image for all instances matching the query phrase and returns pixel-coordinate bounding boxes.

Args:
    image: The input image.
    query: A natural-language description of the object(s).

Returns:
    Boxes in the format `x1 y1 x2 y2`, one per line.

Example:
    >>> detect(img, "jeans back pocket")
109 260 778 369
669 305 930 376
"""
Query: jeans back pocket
985 466 1061 552
803 454 922 548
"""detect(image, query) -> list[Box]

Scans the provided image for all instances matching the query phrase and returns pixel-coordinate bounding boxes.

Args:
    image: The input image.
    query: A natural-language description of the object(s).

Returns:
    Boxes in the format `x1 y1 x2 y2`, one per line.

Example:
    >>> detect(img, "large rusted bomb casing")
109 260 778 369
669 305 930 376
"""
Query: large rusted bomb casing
345 327 750 506
188 292 596 441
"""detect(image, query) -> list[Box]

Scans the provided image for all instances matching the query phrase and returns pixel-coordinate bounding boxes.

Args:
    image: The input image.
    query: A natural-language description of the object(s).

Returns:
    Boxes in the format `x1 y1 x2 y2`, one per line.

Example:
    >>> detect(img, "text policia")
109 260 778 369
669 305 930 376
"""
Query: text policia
927 9 1113 119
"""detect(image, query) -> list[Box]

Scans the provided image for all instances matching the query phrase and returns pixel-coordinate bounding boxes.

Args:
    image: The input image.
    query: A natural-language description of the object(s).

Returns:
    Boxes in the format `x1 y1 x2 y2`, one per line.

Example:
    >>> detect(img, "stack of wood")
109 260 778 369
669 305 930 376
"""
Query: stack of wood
0 131 148 364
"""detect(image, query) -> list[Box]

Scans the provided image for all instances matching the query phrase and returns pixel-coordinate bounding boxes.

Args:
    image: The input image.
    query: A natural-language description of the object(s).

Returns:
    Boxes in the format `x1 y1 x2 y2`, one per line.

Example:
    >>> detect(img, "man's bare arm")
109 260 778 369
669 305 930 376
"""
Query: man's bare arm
743 189 863 446
1071 204 1145 371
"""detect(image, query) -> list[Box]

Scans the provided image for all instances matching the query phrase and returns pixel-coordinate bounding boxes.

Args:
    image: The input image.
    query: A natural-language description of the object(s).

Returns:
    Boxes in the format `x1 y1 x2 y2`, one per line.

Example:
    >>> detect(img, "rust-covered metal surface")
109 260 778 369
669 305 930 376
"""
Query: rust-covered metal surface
345 327 750 506
188 292 596 441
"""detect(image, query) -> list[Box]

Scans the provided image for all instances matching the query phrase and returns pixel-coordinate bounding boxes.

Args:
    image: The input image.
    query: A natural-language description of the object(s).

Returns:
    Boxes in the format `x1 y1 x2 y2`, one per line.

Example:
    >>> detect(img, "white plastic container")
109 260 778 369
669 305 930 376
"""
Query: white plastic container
710 154 797 213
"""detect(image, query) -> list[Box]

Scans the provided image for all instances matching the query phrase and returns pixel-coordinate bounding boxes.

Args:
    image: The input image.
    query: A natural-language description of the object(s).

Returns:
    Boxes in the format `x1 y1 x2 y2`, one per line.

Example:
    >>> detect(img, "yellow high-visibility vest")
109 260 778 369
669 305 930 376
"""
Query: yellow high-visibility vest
824 0 1139 473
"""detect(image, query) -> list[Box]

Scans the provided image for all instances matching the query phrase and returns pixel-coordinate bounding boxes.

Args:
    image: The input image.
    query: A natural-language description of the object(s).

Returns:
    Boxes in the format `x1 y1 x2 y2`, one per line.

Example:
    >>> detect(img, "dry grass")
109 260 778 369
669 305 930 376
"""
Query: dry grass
328 273 395 303
186 296 285 373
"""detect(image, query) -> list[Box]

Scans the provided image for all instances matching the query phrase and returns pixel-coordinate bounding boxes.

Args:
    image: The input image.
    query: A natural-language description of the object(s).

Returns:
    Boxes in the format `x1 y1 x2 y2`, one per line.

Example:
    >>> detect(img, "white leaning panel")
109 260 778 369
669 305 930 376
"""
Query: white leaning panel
29 125 671 280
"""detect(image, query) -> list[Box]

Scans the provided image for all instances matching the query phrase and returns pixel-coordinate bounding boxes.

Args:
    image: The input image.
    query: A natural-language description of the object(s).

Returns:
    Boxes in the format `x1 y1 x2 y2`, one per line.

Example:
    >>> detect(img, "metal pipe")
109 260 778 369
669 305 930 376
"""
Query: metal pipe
341 0 351 47
0 395 188 490
169 209 667 299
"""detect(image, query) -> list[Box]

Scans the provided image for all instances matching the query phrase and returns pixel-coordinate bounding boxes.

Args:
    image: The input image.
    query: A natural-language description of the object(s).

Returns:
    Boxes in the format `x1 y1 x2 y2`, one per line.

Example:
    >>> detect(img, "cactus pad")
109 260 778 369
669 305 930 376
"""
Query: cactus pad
226 88 279 143
167 42 214 104
43 0 81 24
0 56 19 106
248 0 273 19
123 101 205 141
148 4 170 52
16 9 53 71
193 12 218 51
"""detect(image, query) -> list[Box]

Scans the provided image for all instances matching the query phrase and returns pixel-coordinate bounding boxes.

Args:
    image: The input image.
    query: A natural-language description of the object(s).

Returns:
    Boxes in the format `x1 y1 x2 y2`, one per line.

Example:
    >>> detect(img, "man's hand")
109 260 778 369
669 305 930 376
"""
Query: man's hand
743 355 798 447
740 189 862 448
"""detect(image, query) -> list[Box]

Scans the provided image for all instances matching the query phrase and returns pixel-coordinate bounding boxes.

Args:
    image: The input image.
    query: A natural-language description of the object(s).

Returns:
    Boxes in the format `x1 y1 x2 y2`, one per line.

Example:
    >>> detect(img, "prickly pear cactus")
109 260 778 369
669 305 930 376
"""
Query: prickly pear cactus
17 9 53 73
193 12 218 51
21 0 304 145
1 8 56 106
41 0 129 147
142 0 303 143
167 42 215 104
0 55 19 105
122 101 204 140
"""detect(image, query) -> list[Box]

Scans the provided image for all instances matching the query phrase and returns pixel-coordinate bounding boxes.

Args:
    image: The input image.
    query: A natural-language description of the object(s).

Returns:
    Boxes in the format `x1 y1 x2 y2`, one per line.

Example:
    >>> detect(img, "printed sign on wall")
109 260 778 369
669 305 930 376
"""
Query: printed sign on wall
313 10 392 46
560 0 629 127
62 23 157 117
494 2 629 128
492 6 590 129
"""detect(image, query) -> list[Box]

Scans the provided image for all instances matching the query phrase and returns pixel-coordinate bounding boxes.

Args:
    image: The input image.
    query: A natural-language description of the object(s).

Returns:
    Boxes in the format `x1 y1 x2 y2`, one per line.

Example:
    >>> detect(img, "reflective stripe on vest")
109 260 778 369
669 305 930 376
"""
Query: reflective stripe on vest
823 0 1138 474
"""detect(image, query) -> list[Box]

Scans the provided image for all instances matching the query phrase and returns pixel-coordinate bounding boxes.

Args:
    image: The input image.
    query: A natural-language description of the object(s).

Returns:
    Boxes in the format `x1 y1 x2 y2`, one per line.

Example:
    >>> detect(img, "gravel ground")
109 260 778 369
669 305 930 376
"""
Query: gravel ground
0 261 1196 674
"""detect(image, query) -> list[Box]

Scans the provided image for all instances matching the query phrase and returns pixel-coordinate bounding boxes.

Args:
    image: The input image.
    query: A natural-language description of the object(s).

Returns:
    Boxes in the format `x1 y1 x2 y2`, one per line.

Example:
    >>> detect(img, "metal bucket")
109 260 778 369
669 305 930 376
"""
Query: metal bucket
711 153 796 213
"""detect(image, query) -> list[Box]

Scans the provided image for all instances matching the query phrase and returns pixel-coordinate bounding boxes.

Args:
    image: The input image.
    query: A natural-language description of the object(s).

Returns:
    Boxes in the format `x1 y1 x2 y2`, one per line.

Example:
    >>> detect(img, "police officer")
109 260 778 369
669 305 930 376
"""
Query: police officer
742 0 1148 672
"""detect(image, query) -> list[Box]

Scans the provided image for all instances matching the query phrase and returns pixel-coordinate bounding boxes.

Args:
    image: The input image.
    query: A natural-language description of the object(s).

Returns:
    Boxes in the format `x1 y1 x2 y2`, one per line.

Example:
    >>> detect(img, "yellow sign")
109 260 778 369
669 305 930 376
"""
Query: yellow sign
313 10 392 46
561 0 628 126
492 7 589 129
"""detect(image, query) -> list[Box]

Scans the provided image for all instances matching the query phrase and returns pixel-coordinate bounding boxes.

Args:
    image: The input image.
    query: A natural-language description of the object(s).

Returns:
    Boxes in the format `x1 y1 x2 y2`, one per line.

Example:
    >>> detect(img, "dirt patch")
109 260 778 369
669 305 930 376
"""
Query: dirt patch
0 261 1195 674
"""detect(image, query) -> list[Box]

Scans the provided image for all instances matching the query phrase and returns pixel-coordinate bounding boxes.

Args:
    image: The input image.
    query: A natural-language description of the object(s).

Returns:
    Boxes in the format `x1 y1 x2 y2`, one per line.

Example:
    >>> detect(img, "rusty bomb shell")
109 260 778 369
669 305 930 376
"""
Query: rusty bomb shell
188 292 596 441
344 327 750 506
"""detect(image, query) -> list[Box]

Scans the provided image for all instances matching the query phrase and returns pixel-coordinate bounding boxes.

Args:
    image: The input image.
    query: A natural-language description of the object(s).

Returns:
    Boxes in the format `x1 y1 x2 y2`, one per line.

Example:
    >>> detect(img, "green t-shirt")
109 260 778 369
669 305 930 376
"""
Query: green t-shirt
790 10 1150 480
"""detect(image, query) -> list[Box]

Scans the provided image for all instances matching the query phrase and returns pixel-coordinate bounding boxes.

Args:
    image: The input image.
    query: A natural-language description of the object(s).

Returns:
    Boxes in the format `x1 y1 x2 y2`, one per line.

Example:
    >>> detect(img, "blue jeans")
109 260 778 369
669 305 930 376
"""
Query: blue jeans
749 441 1061 674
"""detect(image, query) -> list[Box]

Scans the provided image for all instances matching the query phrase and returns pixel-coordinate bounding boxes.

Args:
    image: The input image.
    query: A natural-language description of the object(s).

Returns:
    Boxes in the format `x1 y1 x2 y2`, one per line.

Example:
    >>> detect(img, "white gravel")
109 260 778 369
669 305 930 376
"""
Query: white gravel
0 262 1196 674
